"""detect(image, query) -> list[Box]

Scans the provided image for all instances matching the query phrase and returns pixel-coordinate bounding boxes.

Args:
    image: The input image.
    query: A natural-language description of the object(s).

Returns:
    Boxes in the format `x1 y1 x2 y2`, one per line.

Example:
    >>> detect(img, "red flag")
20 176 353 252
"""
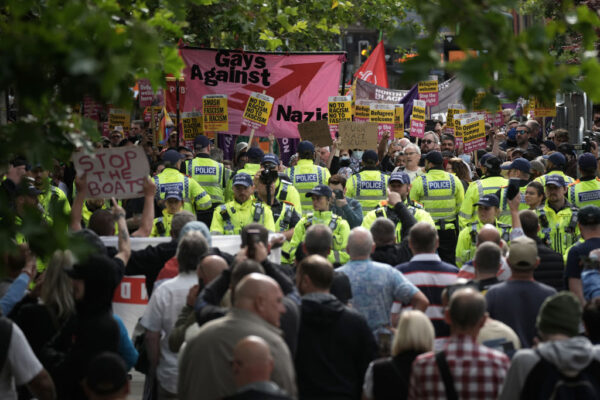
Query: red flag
353 40 389 88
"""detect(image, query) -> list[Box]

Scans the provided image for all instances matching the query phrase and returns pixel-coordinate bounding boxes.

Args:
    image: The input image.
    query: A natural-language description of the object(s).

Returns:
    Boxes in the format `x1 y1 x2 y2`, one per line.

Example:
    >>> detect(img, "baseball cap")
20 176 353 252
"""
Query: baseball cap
475 193 500 208
306 184 332 199
501 157 531 174
298 141 315 154
16 177 42 196
536 292 582 337
86 352 128 396
545 174 567 187
544 152 566 166
165 190 183 201
232 173 253 187
193 135 211 149
578 205 600 226
542 140 556 151
261 153 279 166
507 235 538 269
362 150 378 163
479 152 493 166
247 147 265 161
578 152 598 170
389 172 410 185
483 155 502 170
530 160 545 174
425 151 443 165
162 149 185 164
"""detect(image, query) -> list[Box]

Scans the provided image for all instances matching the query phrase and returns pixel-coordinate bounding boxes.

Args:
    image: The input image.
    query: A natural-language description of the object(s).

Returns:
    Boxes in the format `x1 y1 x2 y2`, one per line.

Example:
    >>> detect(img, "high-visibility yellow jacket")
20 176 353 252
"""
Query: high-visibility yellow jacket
150 209 175 237
153 168 212 213
568 177 600 209
285 159 331 215
459 176 507 229
455 219 511 267
536 201 580 254
185 154 226 205
362 200 434 242
346 169 389 215
209 197 275 235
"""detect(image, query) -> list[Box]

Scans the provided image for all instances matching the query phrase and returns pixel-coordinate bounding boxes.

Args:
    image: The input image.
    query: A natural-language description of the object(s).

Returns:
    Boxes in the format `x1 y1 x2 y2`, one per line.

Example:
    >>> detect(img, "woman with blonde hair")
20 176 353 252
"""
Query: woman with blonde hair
14 250 76 356
362 310 435 399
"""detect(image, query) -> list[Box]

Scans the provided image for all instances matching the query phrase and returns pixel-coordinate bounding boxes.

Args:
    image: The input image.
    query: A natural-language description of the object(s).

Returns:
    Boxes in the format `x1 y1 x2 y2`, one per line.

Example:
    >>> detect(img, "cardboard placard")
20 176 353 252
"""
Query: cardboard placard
138 79 153 108
370 103 395 140
394 104 404 139
297 119 333 147
241 92 274 130
418 77 439 106
73 147 150 199
409 100 426 138
203 94 229 131
182 111 203 141
108 108 131 136
460 117 486 153
338 121 378 150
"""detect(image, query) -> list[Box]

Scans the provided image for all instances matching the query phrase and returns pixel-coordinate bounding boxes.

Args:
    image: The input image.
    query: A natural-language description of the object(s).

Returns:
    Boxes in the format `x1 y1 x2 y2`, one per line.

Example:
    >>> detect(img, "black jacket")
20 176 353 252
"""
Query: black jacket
371 350 422 400
295 293 377 400
533 237 565 291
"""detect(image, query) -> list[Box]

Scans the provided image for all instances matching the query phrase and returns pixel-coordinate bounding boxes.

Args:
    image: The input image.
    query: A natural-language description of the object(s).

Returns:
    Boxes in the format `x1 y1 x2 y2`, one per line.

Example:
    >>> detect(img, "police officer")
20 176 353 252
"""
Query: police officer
538 175 579 254
409 151 464 264
459 154 507 229
535 152 575 186
150 190 183 237
285 141 331 215
261 153 302 215
497 157 531 224
289 184 350 265
252 169 301 265
568 153 600 208
362 171 434 242
185 135 226 225
30 164 71 218
226 147 264 196
210 173 275 235
345 150 389 215
153 149 212 217
455 194 511 267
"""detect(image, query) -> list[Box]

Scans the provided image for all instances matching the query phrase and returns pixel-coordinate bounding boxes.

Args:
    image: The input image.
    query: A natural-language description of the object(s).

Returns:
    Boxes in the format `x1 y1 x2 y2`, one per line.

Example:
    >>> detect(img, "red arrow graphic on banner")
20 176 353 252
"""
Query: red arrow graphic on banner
228 62 325 112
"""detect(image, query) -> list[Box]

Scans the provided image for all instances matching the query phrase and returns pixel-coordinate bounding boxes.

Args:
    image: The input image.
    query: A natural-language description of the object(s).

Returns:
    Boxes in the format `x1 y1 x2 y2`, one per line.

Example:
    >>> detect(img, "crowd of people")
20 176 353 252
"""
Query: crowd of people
2 108 600 400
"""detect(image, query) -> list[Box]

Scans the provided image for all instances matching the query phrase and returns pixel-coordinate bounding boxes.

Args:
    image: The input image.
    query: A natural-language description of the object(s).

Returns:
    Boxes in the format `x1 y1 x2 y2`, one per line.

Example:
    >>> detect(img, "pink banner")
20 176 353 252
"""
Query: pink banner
464 137 486 153
409 119 425 138
180 48 344 138
419 92 438 106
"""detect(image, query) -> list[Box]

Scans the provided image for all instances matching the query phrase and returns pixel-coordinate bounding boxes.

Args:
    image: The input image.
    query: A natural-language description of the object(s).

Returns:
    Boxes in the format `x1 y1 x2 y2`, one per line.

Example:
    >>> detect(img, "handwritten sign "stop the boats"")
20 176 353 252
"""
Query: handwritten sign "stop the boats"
73 147 150 199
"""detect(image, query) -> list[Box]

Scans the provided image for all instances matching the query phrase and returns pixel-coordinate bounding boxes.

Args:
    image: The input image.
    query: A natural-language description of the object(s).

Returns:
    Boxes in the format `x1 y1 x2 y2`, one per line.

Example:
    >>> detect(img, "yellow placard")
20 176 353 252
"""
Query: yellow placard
462 119 486 143
355 100 371 120
412 104 426 121
108 108 131 135
182 111 203 141
418 80 438 93
242 92 274 128
446 104 466 129
394 105 404 139
533 98 556 117
203 95 228 132
328 96 352 125
369 104 395 124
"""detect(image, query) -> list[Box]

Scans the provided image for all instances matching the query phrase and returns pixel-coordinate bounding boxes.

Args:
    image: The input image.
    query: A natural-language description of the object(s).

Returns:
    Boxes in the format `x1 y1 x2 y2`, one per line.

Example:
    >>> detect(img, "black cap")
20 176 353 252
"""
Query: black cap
362 150 378 163
85 352 128 396
578 206 600 226
16 177 42 196
425 151 443 165
193 135 211 149
162 149 185 164
483 156 502 170
306 184 333 198
475 193 500 208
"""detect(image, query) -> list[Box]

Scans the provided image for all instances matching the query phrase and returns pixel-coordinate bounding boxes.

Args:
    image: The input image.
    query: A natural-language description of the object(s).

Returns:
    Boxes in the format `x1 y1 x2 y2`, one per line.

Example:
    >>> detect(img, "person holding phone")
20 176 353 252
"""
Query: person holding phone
497 158 532 225
328 174 363 228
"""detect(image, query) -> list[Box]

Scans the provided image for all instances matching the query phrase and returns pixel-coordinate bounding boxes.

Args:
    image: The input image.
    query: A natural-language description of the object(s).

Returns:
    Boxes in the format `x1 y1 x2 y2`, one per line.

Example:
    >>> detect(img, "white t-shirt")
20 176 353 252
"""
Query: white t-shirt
0 323 43 400
141 272 197 394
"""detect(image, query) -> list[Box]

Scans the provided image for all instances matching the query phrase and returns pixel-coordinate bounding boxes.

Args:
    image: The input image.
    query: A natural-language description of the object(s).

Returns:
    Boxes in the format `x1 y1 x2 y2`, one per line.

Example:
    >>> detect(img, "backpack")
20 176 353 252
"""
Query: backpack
520 349 600 400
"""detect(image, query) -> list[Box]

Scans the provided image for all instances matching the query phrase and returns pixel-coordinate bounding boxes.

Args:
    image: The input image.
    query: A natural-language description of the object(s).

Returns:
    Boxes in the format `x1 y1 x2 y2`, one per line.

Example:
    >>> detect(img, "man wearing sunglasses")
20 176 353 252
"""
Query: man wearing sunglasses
514 124 542 157
420 131 440 154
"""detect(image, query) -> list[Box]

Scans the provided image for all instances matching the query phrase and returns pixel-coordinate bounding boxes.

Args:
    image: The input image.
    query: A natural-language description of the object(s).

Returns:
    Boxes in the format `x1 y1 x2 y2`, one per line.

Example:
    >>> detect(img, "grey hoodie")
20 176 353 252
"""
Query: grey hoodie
499 336 600 399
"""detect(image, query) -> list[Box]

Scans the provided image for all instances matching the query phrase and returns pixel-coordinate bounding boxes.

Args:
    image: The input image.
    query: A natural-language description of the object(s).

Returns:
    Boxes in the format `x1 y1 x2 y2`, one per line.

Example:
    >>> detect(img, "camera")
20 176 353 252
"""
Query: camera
259 167 279 185
574 132 600 152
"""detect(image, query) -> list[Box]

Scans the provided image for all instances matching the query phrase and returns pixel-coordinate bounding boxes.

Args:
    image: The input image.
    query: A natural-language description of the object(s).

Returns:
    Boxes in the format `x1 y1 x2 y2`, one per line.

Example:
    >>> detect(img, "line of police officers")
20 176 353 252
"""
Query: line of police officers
148 135 600 269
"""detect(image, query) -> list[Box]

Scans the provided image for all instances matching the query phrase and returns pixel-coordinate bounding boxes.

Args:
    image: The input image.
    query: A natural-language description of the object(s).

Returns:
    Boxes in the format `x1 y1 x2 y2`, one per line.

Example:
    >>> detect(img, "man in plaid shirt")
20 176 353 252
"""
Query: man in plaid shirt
408 287 510 399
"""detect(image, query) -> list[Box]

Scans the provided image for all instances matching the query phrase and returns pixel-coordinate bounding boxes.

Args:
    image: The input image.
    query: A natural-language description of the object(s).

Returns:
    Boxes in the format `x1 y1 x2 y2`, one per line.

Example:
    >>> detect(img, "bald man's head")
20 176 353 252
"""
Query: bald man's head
446 288 487 334
232 336 274 388
476 224 501 247
198 255 228 286
234 273 286 327
347 227 374 260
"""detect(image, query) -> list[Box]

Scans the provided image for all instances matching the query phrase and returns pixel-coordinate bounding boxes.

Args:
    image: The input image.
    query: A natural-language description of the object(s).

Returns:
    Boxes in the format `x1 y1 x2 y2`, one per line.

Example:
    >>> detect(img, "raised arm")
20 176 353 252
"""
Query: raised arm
112 198 131 265
131 177 156 237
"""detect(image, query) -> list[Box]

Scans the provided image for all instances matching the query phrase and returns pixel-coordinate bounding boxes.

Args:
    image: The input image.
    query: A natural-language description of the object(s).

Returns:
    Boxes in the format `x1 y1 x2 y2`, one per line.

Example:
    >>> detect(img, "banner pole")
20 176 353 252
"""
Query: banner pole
341 58 348 95
176 78 181 146
151 107 156 147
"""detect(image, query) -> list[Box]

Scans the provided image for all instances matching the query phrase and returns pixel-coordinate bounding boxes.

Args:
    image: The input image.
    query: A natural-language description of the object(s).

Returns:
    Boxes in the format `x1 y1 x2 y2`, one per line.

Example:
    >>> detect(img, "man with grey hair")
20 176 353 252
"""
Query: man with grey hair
402 143 424 182
420 131 440 154
409 288 510 399
337 227 429 334
141 231 209 398
396 222 458 341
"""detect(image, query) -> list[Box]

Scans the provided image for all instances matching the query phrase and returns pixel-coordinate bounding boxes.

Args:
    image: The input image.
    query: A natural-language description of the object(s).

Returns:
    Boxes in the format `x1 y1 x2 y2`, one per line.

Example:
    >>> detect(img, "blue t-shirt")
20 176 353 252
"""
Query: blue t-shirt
565 237 600 280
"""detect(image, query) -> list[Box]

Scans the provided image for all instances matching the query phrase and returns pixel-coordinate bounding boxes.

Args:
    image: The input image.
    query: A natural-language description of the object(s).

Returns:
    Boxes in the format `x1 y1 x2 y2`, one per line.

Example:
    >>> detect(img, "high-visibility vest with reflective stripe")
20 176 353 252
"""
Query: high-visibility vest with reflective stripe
225 163 261 202
459 176 507 229
153 168 212 212
346 170 388 215
362 201 434 242
186 156 225 205
534 171 575 186
150 210 175 237
285 159 331 215
536 201 579 254
409 168 464 224
497 184 528 225
455 219 511 268
275 179 303 215
209 197 275 235
568 178 600 209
